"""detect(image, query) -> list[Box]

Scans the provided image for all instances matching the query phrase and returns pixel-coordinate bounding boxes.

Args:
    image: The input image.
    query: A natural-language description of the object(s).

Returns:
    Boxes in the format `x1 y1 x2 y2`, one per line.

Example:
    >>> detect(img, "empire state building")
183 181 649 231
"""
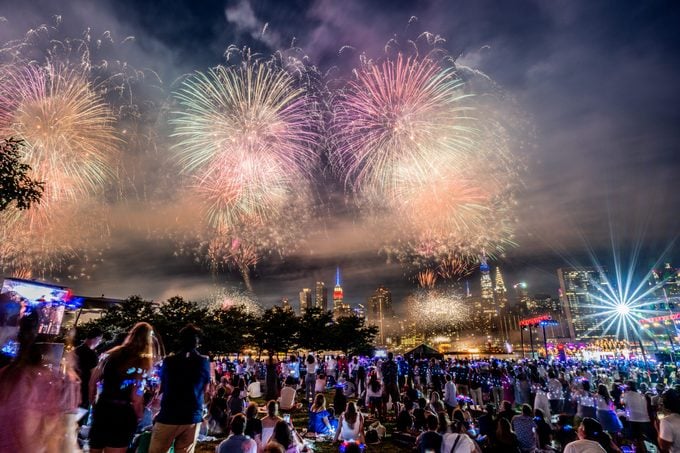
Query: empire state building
333 267 344 310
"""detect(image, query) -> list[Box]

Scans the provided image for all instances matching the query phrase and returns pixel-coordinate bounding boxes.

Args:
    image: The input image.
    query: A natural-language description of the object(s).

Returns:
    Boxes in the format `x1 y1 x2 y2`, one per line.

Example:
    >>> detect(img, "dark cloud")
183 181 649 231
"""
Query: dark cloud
1 0 679 305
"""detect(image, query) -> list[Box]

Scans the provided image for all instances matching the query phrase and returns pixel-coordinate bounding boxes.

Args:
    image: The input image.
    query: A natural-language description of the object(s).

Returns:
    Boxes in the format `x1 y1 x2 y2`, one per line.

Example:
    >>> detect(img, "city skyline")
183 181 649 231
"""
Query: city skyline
0 0 679 309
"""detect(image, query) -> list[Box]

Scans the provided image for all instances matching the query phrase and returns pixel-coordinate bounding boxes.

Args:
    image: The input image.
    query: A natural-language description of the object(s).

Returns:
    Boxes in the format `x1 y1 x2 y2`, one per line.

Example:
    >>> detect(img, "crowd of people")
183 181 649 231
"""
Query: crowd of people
3 317 680 453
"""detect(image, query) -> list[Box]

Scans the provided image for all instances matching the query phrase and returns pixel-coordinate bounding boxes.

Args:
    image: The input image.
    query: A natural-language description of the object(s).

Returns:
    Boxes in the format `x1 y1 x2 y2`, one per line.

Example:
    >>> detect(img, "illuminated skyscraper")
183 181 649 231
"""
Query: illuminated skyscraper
280 297 292 312
368 285 393 344
480 256 494 304
299 288 312 314
494 267 508 309
333 267 344 317
557 267 609 340
315 281 328 311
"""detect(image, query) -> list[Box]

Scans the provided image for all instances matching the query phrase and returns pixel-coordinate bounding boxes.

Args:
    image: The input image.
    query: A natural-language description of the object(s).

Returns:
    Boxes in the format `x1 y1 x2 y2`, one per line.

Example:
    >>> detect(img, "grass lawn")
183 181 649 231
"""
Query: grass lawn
195 389 413 453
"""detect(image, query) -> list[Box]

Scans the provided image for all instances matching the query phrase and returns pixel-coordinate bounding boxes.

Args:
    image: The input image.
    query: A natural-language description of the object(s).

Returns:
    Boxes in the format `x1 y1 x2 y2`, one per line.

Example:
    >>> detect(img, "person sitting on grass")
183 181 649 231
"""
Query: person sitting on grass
216 413 257 453
334 402 365 443
333 385 347 416
262 400 284 446
307 393 333 437
415 414 443 453
267 420 303 453
279 377 302 412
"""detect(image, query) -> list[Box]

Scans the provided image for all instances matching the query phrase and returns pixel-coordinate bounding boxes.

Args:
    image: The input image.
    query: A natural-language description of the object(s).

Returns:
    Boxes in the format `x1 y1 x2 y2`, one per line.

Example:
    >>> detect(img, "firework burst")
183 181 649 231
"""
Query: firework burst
0 64 119 204
171 58 320 290
172 61 319 227
406 287 469 331
202 286 263 315
332 48 521 272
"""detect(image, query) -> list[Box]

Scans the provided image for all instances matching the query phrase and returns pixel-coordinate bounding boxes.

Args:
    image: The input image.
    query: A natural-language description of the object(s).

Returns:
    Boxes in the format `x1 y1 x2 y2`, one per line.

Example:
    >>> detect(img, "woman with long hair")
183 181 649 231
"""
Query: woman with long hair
490 417 520 453
429 390 445 414
334 402 365 443
262 400 284 446
89 322 160 453
596 384 623 434
308 393 333 435
245 402 263 449
268 420 300 453
365 372 383 420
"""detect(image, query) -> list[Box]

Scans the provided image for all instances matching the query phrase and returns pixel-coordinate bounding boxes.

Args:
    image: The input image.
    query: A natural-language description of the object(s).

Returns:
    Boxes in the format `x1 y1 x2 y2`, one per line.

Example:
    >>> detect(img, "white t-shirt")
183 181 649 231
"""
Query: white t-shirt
563 439 607 453
623 391 650 422
306 359 317 375
660 413 680 453
279 386 297 410
440 433 476 453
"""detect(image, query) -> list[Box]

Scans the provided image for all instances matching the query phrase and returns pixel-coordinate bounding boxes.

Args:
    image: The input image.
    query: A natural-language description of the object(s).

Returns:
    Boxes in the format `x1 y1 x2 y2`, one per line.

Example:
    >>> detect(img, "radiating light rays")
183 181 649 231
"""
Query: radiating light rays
578 249 673 342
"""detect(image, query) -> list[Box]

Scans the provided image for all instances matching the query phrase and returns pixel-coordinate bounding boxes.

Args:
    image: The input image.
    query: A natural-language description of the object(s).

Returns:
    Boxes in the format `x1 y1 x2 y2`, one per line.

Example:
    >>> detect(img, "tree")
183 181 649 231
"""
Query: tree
78 295 157 343
154 296 209 352
298 307 334 352
329 315 379 357
0 137 44 211
202 305 258 354
254 306 299 355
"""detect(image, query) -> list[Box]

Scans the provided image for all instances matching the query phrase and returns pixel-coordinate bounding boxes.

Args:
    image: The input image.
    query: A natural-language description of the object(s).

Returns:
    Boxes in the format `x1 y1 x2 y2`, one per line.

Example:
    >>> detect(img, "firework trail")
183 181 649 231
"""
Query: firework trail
171 59 321 290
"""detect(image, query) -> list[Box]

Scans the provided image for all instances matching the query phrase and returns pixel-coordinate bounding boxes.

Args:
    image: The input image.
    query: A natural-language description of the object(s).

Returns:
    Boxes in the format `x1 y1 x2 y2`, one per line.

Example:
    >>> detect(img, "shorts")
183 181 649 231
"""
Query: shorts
89 400 138 449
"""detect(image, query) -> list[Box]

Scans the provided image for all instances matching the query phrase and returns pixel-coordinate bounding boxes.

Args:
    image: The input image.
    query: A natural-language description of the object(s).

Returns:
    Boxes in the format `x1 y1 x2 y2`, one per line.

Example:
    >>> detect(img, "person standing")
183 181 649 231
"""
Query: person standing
89 322 157 453
623 381 654 452
444 374 459 417
659 388 680 453
149 324 211 453
305 354 317 403
74 327 103 410
381 352 401 416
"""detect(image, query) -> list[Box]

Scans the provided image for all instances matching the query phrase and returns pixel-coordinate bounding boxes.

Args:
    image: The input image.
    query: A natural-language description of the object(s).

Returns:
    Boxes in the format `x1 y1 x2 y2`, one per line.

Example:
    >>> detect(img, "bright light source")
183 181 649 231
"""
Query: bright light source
615 304 631 316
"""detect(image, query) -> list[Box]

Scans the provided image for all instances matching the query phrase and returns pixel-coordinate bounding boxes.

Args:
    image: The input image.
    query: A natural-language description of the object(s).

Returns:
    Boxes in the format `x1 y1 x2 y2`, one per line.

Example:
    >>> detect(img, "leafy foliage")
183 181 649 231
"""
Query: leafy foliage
78 295 377 356
0 137 44 211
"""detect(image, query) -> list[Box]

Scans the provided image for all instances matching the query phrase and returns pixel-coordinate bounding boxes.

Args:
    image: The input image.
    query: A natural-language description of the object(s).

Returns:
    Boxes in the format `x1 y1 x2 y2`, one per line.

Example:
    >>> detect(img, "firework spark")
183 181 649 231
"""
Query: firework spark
332 51 520 271
202 286 263 315
172 61 319 229
406 288 469 331
0 64 119 205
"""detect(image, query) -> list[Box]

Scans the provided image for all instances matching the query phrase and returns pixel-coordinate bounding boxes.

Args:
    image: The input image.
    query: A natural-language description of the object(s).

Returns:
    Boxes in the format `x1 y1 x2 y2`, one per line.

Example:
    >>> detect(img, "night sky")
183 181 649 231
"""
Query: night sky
1 0 680 310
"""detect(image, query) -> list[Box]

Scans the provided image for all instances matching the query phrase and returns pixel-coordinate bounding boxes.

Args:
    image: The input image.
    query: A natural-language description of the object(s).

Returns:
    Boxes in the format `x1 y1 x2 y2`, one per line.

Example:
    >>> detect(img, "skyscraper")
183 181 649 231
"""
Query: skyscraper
494 267 508 309
281 297 292 312
480 256 494 304
315 281 328 311
368 285 393 344
513 282 531 314
333 267 344 317
299 288 312 314
557 267 609 340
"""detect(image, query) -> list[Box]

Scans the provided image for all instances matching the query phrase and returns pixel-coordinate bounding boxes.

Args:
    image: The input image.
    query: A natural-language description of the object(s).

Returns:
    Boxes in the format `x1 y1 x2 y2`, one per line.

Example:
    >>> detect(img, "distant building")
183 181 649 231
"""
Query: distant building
557 267 609 340
513 282 531 314
333 267 344 319
315 281 328 311
532 293 560 313
480 256 494 305
299 288 312 314
367 285 393 344
494 267 508 310
652 263 680 309
280 297 292 312
353 303 366 319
